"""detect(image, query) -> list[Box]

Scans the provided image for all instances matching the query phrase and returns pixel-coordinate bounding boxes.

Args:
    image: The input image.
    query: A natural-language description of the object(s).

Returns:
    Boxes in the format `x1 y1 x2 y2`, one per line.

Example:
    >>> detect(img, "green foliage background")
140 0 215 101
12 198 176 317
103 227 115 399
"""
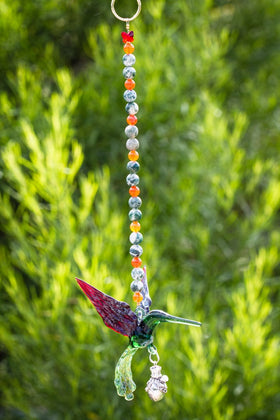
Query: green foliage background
0 0 280 419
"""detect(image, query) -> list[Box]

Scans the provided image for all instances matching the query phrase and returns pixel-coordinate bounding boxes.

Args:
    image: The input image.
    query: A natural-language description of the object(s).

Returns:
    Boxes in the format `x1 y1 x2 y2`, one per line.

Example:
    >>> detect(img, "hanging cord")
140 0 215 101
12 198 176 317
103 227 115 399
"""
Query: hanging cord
112 0 145 306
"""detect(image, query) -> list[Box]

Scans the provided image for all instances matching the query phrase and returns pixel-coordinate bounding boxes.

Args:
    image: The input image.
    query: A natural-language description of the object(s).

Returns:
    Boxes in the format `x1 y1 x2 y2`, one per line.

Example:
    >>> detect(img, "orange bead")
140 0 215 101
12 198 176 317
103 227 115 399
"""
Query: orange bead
131 257 142 267
124 42 135 54
124 79 136 90
130 221 141 232
128 150 139 161
127 115 137 125
133 292 143 304
129 186 140 197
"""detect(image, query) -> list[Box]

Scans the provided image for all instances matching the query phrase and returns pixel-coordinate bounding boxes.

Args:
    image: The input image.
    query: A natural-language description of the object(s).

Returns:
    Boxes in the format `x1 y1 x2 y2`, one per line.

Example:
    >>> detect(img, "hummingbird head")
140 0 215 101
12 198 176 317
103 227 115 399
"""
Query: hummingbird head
141 310 202 334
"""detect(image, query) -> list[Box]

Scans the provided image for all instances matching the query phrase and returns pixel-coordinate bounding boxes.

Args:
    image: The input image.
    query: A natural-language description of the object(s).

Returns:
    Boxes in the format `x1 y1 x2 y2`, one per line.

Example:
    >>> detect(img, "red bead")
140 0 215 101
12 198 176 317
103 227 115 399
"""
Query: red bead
129 186 140 197
121 31 134 43
124 79 136 90
131 257 142 267
127 115 137 125
128 150 139 161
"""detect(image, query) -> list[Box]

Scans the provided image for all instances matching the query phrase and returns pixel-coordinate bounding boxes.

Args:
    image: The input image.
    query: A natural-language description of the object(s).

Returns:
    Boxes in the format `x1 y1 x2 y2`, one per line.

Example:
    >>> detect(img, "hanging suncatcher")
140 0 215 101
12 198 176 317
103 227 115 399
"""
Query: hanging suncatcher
76 0 202 402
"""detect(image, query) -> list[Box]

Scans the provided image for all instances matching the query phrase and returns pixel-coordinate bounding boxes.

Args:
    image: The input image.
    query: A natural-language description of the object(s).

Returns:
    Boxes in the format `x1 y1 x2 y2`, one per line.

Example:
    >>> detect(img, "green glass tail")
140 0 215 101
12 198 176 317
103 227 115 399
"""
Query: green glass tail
114 345 138 401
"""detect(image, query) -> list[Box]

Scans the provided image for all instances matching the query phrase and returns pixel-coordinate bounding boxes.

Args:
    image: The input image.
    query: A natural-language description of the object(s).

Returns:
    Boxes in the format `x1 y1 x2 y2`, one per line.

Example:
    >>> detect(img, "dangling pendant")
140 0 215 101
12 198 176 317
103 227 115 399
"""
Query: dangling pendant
145 345 169 401
145 364 169 402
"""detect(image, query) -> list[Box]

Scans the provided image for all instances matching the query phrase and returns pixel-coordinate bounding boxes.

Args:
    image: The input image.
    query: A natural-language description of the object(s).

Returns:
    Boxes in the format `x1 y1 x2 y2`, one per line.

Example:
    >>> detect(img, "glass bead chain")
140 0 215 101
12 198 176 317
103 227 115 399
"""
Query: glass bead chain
122 32 145 305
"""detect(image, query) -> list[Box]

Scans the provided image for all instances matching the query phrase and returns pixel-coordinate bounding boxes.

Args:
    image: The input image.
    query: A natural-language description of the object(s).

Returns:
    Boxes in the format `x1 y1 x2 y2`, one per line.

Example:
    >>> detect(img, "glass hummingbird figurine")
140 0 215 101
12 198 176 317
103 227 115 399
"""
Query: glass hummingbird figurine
76 267 201 401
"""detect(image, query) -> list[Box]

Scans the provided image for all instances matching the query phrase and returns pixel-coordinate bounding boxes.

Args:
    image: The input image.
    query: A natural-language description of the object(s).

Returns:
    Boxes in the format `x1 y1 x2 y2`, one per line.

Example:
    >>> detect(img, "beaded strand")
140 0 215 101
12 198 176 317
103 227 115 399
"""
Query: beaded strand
122 32 145 305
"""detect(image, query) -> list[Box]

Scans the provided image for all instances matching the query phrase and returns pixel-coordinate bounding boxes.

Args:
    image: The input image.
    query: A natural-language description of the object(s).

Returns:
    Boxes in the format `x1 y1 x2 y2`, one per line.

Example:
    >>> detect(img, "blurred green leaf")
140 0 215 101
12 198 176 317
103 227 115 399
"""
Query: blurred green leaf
0 0 279 419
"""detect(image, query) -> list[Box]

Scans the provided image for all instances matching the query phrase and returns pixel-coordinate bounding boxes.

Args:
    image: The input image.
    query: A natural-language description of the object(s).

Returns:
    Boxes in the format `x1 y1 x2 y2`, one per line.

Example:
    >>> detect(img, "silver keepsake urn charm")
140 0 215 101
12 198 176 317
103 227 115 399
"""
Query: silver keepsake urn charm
145 365 169 401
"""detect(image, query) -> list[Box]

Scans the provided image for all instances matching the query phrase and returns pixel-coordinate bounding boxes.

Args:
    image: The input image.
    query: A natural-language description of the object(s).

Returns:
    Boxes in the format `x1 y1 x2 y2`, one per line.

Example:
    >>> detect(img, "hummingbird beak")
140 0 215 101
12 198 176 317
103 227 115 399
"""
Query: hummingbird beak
143 310 202 331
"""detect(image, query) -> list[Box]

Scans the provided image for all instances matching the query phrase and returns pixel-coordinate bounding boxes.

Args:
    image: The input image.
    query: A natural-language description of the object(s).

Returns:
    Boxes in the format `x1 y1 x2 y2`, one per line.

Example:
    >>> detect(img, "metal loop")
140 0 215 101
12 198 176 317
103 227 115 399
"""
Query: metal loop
111 0 141 23
148 345 160 365
149 351 160 365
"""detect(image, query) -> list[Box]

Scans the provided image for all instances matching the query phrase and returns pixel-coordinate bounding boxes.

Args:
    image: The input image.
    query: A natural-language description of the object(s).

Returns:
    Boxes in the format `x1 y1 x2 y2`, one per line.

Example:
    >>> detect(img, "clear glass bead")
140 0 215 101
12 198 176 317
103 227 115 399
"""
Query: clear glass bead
131 267 145 281
129 244 143 257
135 306 146 321
129 232 143 244
125 125 138 138
128 196 142 208
129 209 142 221
123 67 136 79
127 161 140 173
130 279 143 292
123 54 136 66
123 90 137 103
126 138 139 150
126 174 139 186
125 102 139 115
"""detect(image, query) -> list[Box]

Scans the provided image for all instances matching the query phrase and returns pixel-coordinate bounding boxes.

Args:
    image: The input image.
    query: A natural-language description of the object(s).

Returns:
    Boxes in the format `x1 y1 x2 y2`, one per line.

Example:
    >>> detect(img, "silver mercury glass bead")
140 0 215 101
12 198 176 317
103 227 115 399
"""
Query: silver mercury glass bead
145 365 169 402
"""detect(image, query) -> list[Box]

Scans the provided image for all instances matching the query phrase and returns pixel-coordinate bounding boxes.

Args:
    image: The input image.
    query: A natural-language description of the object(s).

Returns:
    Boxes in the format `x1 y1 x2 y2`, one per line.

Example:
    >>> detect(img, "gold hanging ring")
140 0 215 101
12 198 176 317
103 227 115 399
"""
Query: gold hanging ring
111 0 141 23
